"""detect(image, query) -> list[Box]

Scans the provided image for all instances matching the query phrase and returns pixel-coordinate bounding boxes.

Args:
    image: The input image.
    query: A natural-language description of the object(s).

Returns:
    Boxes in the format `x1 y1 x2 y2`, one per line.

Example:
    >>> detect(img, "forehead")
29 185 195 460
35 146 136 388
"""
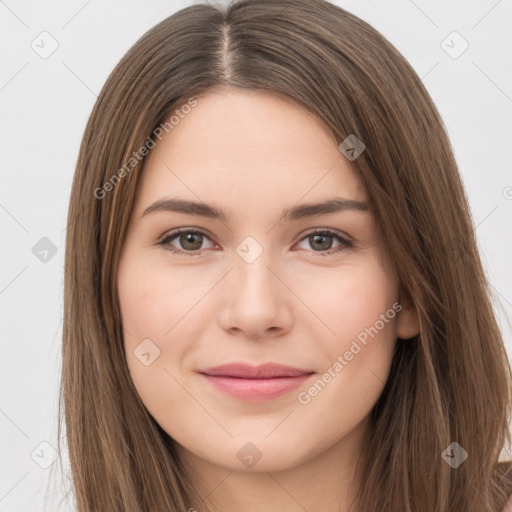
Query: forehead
133 89 367 216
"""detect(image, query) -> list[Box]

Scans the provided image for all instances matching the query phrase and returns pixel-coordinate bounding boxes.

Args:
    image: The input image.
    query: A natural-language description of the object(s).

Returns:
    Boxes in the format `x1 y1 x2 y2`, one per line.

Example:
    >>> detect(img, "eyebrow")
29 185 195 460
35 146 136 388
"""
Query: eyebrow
141 197 369 222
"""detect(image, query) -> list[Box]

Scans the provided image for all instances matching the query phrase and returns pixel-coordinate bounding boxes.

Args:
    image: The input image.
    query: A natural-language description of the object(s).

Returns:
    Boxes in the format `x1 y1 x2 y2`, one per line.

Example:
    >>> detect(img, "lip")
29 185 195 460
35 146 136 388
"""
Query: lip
199 363 314 379
198 363 315 401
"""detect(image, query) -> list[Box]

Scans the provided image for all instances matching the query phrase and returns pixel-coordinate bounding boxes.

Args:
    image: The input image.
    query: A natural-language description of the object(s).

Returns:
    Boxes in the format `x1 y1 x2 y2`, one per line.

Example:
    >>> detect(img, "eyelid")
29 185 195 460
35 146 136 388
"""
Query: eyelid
158 226 214 244
298 226 352 242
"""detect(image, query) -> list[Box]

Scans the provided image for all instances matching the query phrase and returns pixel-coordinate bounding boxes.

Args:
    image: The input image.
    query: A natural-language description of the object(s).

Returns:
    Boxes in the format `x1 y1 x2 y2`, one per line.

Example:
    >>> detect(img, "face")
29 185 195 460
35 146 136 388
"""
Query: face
117 88 418 476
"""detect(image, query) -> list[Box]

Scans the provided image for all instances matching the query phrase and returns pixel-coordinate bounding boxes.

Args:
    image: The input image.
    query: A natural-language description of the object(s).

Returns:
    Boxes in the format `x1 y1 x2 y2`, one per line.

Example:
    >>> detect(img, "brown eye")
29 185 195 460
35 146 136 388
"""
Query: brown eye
296 230 352 256
309 233 334 251
159 229 215 256
178 232 204 251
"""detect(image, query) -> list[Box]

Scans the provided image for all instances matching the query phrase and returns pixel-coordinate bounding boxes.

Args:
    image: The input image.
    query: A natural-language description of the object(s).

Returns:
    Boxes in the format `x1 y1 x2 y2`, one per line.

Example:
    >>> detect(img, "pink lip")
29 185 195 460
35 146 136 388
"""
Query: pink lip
198 363 315 401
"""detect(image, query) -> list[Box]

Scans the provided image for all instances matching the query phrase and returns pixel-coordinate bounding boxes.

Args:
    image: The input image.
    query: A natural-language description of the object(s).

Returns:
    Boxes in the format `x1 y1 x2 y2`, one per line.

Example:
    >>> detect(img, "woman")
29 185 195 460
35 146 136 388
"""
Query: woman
60 0 512 510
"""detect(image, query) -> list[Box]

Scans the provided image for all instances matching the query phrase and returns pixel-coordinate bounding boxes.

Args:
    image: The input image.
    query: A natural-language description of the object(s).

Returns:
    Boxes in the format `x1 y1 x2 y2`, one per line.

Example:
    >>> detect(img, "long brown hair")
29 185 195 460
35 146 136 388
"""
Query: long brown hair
59 0 512 510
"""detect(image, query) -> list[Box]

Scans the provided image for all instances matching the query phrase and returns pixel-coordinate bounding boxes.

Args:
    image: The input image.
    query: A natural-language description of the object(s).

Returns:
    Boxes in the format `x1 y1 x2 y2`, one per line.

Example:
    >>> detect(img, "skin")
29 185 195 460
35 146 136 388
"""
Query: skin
117 88 419 512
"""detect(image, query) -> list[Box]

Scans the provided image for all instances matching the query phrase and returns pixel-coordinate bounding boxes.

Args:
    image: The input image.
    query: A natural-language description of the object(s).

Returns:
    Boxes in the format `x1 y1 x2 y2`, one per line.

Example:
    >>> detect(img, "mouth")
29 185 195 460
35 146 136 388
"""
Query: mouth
198 363 315 401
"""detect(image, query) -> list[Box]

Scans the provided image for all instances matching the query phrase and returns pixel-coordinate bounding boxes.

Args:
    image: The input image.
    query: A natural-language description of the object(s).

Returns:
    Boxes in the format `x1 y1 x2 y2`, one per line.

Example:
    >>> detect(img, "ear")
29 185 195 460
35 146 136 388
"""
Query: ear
396 301 420 340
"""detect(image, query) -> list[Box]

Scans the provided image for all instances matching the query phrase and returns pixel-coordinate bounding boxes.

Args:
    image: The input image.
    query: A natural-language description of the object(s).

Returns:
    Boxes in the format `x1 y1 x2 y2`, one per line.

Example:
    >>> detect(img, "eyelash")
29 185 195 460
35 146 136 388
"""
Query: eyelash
158 228 353 257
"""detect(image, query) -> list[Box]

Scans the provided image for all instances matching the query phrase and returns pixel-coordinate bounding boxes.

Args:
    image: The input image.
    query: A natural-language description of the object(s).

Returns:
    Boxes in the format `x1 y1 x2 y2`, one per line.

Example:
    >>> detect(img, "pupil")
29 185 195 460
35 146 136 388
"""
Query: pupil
312 234 332 250
182 233 202 250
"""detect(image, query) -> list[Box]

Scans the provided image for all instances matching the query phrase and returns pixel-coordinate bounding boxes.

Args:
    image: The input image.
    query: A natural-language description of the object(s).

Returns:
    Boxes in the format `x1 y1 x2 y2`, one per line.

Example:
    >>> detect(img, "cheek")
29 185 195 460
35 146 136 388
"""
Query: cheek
117 259 209 417
118 259 207 342
294 255 398 414
296 253 397 344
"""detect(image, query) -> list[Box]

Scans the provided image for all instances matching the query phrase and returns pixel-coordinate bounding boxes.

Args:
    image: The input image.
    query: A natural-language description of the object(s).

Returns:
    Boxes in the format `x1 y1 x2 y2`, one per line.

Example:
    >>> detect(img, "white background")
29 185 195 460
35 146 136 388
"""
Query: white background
1 0 511 510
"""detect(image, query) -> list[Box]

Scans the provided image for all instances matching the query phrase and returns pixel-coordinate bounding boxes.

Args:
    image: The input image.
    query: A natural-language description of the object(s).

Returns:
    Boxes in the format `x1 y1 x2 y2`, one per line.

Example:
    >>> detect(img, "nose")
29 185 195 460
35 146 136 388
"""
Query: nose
217 245 293 340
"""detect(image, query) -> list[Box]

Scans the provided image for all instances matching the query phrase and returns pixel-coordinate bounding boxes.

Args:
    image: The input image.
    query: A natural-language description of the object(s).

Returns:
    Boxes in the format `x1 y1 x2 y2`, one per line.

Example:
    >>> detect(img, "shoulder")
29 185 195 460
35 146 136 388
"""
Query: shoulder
497 460 512 511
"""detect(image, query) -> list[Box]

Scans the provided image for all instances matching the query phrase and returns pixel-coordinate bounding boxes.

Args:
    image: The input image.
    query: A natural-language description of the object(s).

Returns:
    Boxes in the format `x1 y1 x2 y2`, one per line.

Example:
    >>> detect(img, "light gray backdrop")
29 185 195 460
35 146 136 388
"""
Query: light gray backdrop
1 0 511 510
